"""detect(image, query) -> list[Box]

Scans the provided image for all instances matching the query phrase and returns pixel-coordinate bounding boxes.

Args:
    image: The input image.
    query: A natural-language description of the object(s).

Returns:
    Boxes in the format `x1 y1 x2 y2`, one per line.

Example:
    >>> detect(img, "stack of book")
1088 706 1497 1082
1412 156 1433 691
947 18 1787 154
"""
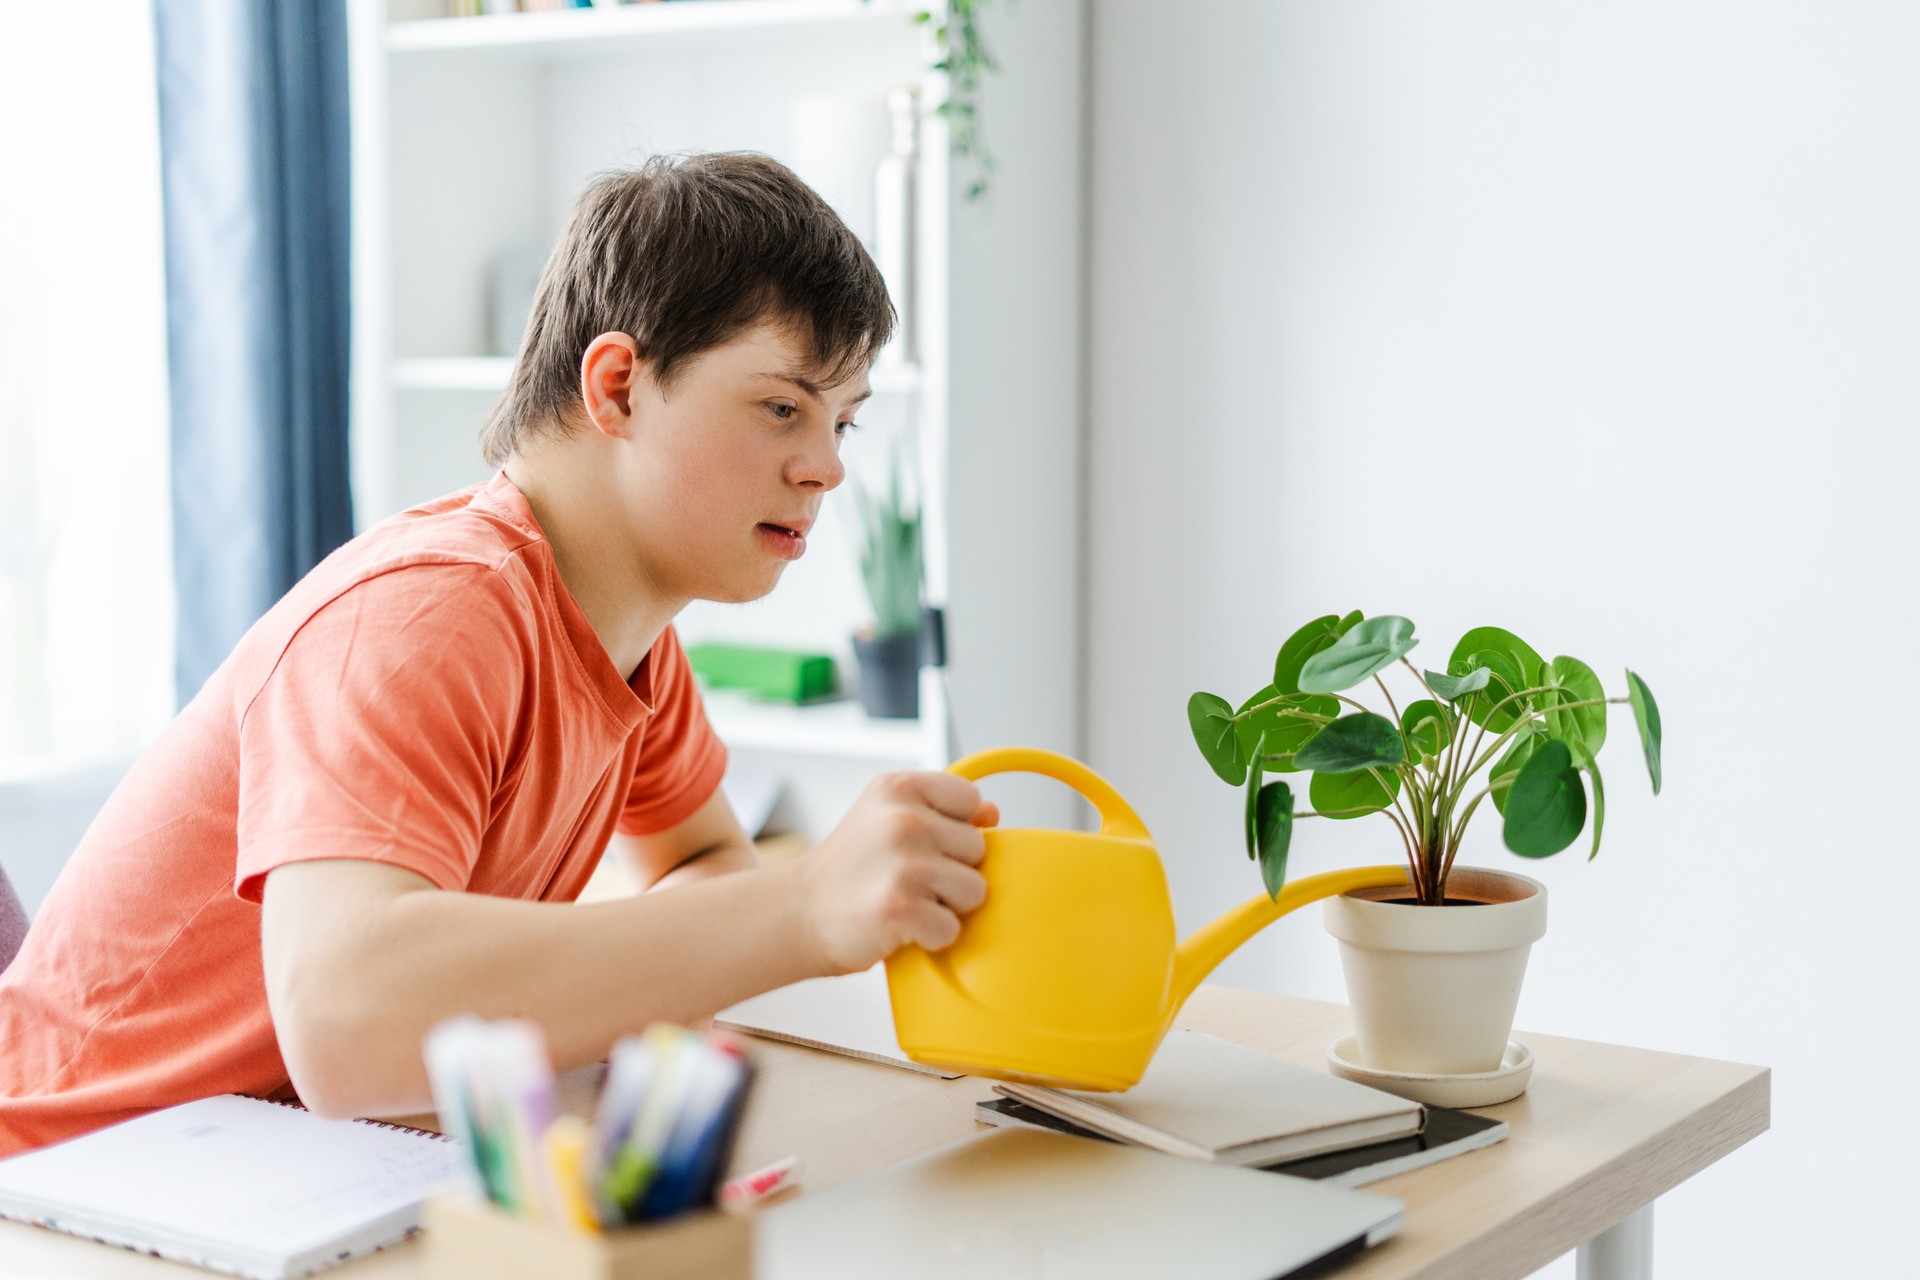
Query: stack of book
975 1030 1508 1187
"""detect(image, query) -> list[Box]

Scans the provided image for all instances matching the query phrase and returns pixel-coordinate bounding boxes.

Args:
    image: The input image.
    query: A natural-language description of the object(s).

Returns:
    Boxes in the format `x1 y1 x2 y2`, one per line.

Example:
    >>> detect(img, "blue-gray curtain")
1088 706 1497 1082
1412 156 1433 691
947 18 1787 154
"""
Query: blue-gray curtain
154 0 354 704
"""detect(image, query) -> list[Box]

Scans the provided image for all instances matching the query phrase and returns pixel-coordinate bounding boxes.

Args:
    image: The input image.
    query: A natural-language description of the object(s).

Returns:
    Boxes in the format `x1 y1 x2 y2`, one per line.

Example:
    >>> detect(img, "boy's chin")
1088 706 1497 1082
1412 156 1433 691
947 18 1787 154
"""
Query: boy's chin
701 573 785 606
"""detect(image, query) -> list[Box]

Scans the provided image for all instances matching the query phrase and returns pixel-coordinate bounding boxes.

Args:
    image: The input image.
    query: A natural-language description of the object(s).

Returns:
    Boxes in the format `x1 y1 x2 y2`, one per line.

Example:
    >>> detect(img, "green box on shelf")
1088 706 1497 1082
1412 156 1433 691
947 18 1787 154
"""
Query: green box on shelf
686 643 838 704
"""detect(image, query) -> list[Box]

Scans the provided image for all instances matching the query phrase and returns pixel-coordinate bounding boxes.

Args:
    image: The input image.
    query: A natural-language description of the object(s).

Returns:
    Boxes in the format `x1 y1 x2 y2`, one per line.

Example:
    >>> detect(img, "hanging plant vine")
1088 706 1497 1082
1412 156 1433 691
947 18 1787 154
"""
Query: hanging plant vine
916 0 1000 202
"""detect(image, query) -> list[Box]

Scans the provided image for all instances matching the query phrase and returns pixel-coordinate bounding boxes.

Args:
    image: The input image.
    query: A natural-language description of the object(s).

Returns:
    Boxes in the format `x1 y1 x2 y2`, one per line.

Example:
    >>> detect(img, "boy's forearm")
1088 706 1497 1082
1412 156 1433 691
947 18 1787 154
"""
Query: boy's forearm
265 857 826 1120
645 838 760 892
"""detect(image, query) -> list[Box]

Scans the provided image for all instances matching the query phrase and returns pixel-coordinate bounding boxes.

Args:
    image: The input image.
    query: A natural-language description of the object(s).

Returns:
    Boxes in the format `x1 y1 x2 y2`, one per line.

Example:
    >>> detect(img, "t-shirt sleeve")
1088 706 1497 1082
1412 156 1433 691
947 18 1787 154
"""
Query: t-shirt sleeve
234 566 529 903
616 624 729 836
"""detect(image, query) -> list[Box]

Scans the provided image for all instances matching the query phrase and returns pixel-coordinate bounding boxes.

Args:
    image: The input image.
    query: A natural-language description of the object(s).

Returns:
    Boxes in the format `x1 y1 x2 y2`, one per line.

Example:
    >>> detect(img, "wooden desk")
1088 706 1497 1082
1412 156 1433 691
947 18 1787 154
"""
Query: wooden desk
0 987 1769 1280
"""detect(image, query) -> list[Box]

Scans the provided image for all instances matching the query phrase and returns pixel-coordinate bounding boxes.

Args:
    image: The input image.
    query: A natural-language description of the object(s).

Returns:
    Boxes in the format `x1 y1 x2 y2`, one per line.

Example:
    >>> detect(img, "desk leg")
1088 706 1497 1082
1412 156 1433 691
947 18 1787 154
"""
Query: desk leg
1576 1202 1653 1280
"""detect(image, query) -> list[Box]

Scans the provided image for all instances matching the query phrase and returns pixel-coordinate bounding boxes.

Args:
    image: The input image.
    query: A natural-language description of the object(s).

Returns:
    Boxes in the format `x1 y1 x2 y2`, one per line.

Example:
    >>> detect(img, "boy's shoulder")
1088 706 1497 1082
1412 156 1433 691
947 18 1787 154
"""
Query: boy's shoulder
301 475 551 611
232 476 564 693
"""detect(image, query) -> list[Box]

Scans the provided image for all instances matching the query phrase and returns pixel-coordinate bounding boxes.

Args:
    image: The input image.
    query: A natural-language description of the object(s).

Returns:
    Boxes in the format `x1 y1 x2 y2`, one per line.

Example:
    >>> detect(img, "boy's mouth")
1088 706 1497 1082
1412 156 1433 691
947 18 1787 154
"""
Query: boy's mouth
756 523 808 560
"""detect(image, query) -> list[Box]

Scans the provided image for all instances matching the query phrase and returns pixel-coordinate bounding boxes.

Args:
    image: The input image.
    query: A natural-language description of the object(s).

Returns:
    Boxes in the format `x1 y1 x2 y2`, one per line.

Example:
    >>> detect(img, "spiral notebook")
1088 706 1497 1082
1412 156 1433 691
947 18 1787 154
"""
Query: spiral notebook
0 1094 465 1279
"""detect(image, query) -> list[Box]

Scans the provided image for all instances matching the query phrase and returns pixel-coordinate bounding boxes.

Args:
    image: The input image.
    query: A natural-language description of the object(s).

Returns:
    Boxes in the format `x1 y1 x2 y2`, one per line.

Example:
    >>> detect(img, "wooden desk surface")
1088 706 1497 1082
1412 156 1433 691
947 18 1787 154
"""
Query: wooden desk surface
0 987 1769 1280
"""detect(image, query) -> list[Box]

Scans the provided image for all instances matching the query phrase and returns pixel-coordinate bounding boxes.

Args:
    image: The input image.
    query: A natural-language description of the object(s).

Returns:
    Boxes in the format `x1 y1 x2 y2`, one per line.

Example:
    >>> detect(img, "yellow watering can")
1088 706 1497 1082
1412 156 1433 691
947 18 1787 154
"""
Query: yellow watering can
885 747 1409 1091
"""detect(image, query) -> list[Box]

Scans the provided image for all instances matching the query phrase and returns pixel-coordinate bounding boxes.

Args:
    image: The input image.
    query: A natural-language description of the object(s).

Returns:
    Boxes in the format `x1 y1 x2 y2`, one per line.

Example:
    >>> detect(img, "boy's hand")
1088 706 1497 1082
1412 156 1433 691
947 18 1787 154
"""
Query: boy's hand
795 771 999 974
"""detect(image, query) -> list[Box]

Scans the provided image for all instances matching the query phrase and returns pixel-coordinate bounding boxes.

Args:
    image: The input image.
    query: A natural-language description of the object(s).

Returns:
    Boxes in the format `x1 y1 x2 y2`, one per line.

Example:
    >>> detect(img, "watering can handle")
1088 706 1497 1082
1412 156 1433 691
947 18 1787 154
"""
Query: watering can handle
947 747 1151 841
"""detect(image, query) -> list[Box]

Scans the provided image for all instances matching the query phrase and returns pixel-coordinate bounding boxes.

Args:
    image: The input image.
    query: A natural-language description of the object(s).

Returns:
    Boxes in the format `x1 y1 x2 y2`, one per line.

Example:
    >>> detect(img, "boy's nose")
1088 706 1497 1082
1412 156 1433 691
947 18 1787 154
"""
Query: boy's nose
788 442 845 491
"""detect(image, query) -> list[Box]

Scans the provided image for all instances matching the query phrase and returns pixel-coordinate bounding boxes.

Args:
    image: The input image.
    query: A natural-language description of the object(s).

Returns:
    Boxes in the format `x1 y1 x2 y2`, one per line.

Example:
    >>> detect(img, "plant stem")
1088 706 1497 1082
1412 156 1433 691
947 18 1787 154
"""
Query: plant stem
1376 806 1422 897
1462 695 1629 780
1332 693 1374 718
1372 673 1403 728
1228 696 1336 726
1443 775 1514 884
1375 766 1416 836
1400 657 1442 705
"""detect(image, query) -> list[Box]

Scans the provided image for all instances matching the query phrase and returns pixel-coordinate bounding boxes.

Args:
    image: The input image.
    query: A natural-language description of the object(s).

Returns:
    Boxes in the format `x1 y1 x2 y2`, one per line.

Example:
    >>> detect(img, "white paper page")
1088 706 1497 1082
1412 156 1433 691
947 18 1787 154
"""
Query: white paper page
719 758 784 837
715 964 961 1078
0 1095 464 1259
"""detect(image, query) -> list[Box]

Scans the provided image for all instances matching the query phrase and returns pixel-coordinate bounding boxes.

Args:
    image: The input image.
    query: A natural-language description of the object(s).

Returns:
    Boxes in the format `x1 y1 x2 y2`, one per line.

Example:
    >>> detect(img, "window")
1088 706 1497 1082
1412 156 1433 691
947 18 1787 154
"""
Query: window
0 2 175 774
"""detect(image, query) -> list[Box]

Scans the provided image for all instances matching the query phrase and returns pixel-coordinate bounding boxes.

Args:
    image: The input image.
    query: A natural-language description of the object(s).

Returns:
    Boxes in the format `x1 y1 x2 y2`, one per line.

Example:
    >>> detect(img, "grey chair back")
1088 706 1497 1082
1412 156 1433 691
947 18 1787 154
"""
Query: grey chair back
0 863 27 975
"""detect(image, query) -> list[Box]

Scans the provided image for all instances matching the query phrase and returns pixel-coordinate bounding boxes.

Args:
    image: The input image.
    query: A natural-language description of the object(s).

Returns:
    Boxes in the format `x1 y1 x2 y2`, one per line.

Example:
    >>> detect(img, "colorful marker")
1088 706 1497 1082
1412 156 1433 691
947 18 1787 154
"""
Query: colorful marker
720 1155 803 1208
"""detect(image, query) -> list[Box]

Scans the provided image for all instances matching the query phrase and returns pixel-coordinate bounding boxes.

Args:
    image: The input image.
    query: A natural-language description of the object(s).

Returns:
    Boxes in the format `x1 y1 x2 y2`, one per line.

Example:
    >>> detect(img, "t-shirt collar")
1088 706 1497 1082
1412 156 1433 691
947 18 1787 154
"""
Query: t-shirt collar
475 471 658 727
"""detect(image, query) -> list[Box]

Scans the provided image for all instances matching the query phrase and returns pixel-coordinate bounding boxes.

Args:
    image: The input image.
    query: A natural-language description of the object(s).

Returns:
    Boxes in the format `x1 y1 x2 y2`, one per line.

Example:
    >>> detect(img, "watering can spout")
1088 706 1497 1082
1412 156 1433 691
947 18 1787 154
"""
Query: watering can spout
1170 865 1412 1009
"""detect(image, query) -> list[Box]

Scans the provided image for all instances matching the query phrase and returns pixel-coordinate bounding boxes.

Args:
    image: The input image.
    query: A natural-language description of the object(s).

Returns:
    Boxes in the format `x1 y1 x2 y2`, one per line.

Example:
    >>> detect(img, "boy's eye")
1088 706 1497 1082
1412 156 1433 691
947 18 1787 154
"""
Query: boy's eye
769 402 797 421
836 421 861 437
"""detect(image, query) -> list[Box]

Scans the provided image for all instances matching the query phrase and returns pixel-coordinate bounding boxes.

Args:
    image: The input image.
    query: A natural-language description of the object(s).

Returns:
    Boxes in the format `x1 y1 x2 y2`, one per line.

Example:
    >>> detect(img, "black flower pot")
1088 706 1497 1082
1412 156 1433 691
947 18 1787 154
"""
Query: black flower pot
852 631 921 719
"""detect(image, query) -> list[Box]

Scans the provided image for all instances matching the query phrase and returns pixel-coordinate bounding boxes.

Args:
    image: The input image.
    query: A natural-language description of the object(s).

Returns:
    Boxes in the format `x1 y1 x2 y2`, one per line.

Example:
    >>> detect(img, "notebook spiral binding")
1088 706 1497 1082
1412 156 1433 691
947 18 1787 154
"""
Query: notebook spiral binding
257 1095 453 1142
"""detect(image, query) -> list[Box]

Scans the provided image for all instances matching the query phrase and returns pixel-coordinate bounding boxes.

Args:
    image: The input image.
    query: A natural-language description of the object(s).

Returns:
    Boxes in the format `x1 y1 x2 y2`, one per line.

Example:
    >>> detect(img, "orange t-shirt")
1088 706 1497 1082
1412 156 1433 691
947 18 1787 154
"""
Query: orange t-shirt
0 474 727 1155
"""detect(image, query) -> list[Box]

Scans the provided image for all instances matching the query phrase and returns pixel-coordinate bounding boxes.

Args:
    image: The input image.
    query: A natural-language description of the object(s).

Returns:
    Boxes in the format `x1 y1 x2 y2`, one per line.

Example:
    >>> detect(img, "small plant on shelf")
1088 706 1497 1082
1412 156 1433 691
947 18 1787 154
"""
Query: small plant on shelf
847 449 925 719
851 453 923 644
1187 614 1664 903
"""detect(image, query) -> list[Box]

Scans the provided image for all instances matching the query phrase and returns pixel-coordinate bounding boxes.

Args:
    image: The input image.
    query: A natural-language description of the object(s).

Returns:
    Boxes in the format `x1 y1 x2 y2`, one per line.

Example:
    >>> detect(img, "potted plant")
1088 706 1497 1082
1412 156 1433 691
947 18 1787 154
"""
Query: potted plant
1187 613 1664 1085
849 450 924 719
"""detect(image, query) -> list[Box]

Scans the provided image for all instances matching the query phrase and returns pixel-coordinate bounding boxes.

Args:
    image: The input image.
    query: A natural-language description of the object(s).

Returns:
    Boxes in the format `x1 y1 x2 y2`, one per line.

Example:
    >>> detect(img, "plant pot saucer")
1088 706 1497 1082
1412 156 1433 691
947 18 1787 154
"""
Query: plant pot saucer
1326 1034 1534 1108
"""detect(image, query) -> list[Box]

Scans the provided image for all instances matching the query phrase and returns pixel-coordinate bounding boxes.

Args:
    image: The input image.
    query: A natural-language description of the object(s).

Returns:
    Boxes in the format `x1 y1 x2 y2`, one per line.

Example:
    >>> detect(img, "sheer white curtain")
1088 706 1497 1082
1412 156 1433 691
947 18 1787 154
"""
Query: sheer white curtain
0 2 175 775
0 3 175 915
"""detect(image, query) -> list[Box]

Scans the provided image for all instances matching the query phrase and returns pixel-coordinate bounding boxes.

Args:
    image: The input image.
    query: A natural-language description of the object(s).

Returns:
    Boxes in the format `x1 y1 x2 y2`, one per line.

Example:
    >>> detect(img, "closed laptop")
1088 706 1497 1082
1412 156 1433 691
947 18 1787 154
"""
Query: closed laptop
759 1127 1403 1280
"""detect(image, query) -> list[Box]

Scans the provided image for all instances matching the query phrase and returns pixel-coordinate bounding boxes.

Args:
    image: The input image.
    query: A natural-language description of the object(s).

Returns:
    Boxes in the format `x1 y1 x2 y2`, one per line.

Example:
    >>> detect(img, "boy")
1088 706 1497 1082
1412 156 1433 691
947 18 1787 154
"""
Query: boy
0 152 995 1153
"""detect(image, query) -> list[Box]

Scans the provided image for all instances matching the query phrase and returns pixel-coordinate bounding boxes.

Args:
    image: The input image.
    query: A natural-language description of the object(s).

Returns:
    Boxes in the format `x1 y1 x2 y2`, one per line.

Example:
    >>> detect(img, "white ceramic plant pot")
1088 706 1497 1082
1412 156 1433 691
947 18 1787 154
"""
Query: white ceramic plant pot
1322 867 1547 1076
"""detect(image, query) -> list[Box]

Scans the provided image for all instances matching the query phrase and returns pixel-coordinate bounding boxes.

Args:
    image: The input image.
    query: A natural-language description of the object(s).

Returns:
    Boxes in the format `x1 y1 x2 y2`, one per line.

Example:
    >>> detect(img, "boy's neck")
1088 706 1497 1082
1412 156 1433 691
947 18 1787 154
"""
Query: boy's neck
503 449 676 685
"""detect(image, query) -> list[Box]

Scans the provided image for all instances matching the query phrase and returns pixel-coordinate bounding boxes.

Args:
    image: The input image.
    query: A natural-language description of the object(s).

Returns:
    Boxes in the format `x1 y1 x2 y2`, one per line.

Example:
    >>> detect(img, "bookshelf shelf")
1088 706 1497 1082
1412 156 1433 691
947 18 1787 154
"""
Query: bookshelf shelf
701 690 928 763
389 1 922 59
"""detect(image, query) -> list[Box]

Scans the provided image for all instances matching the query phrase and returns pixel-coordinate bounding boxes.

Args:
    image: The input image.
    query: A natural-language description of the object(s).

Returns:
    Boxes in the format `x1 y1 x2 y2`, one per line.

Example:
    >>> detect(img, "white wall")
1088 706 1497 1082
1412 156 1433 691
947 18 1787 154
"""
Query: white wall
1085 3 1917 1275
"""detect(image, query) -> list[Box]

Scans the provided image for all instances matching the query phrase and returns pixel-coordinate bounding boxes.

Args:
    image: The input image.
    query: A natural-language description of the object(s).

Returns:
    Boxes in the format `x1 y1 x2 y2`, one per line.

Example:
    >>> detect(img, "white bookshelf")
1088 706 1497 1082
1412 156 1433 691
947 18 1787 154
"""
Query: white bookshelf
348 0 1086 835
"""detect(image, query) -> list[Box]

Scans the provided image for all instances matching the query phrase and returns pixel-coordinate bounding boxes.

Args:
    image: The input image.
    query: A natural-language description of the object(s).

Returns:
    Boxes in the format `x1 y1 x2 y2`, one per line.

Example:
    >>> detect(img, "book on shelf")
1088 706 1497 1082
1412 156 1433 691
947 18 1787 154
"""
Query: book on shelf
975 1096 1508 1187
990 1030 1424 1167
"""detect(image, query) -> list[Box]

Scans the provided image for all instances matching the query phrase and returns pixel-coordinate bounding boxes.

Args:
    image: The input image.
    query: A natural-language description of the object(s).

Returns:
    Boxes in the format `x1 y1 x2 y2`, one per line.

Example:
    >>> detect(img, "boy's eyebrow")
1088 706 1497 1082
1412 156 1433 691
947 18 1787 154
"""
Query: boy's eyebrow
753 370 874 407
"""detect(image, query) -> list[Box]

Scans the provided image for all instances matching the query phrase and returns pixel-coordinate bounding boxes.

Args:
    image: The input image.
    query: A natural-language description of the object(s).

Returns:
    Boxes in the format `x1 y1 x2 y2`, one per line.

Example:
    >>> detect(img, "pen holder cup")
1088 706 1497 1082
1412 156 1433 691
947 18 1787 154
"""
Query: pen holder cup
427 1194 753 1280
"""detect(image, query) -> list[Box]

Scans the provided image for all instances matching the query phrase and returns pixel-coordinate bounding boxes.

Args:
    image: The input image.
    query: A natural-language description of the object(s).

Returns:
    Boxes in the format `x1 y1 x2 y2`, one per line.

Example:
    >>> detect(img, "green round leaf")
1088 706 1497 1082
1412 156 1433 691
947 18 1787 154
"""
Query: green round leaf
1234 686 1338 774
1503 739 1586 857
1271 615 1349 695
1309 766 1401 819
1451 626 1545 682
1583 751 1606 861
1298 616 1420 695
1626 669 1663 795
1542 655 1607 758
1400 699 1454 762
1243 731 1267 859
1452 649 1526 733
1292 712 1408 773
1450 626 1545 732
1256 781 1295 900
1424 666 1491 702
1188 691 1246 786
1489 728 1541 816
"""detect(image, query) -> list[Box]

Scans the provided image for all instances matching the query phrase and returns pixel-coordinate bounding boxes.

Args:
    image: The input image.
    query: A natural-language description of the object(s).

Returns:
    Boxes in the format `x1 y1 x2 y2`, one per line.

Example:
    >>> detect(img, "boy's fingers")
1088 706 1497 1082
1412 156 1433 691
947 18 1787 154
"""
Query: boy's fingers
971 800 1000 828
901 771 989 824
926 861 987 916
908 900 962 952
929 814 988 866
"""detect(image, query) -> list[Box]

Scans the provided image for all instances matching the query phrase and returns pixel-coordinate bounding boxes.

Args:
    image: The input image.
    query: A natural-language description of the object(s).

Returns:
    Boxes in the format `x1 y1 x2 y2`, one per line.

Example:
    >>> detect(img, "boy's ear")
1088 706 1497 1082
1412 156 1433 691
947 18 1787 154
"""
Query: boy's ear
578 331 643 437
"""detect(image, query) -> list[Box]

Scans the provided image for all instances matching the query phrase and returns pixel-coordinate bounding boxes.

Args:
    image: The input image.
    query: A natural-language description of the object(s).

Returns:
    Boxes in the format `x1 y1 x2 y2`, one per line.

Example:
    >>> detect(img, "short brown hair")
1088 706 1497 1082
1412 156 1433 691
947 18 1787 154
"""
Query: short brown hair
479 152 895 466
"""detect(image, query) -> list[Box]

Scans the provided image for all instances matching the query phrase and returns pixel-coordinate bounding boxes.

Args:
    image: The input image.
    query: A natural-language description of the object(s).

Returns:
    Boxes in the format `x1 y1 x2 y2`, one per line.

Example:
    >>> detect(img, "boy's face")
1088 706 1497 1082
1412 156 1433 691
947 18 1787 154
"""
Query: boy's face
608 319 870 606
